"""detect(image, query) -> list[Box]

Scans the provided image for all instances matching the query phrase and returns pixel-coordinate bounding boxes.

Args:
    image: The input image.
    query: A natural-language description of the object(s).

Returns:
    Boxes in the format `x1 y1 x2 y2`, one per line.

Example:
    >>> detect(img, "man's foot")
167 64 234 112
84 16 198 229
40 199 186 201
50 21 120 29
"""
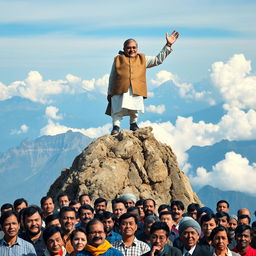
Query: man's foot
130 123 139 131
111 125 120 136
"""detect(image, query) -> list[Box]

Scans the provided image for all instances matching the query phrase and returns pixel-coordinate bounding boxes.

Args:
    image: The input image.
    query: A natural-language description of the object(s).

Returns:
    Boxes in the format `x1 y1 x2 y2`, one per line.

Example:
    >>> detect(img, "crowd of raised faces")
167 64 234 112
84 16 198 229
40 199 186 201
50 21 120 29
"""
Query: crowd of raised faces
0 194 256 256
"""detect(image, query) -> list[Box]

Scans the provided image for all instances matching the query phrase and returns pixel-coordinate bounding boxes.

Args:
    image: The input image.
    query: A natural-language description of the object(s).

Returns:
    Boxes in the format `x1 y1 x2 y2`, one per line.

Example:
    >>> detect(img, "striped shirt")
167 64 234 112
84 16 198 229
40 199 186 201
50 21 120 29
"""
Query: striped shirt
0 236 37 256
113 237 150 256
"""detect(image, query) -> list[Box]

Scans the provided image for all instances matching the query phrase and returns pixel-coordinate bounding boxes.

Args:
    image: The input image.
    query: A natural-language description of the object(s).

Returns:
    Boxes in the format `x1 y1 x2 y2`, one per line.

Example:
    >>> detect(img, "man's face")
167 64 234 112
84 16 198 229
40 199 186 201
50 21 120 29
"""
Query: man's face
217 216 229 228
80 209 94 224
171 205 184 222
124 199 135 208
113 203 127 219
80 196 91 206
60 211 76 233
120 217 137 237
213 230 229 251
71 203 81 212
202 218 217 238
42 198 55 215
24 212 42 236
15 202 27 213
47 219 61 228
150 229 168 253
237 229 251 250
2 214 20 239
143 200 155 216
95 202 107 214
188 210 197 220
47 231 64 254
229 219 238 230
180 227 199 250
87 222 106 247
102 218 115 233
58 196 70 208
238 218 250 226
160 214 174 230
217 203 229 213
124 41 138 58
137 205 145 219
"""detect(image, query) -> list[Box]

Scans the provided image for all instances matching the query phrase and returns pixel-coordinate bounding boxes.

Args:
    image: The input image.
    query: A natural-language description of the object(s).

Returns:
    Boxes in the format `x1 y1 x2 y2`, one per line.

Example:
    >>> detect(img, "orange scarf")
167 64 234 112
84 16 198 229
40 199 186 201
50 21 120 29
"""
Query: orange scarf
85 240 112 256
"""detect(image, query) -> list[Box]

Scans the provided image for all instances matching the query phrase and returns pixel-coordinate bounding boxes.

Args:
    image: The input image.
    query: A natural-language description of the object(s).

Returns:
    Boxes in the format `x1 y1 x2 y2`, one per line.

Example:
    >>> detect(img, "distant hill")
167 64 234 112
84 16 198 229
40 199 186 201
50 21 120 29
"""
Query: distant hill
198 185 256 216
0 131 92 205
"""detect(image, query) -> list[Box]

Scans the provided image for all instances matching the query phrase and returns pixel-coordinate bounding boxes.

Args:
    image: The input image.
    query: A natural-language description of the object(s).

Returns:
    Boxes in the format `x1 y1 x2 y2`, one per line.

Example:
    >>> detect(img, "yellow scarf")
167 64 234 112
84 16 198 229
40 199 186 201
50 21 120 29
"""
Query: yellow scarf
85 240 112 256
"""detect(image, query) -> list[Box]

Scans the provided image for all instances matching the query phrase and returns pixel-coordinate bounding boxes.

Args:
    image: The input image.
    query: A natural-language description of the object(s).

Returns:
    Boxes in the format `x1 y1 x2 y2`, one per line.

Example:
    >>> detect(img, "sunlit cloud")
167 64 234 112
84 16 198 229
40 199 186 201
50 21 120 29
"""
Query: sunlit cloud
11 124 29 135
145 104 166 114
45 106 63 120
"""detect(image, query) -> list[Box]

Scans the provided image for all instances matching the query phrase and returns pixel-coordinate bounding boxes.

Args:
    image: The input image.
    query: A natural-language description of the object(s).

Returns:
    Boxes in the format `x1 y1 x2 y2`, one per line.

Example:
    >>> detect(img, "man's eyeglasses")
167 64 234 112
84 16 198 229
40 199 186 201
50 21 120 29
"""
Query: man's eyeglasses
125 46 137 50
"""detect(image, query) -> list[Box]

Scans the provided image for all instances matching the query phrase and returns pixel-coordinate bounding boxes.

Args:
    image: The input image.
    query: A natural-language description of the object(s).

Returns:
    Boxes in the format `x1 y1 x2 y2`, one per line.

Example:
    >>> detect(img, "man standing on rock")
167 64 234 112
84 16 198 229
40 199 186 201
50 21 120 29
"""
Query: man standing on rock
106 29 179 135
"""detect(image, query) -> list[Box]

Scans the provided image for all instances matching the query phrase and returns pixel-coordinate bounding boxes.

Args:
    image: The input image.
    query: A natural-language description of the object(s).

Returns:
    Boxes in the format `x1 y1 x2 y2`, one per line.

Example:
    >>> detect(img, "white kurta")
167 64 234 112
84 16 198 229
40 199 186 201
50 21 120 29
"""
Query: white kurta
110 45 173 121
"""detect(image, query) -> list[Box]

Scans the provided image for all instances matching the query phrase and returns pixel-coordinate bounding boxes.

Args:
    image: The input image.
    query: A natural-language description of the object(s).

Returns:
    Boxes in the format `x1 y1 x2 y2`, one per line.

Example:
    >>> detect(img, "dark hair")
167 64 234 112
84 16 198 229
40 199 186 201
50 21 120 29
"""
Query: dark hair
127 206 139 214
217 200 229 208
78 204 94 216
79 194 90 202
13 198 28 209
216 211 230 222
158 204 170 214
40 196 54 207
1 203 14 212
135 199 145 207
143 199 156 207
98 211 115 221
59 206 76 219
252 221 256 228
238 214 251 224
86 219 106 235
150 221 170 237
118 213 138 225
159 211 172 219
200 213 217 226
112 198 125 208
70 226 87 241
43 226 62 243
45 214 60 226
57 193 70 201
94 198 107 207
210 226 230 243
69 200 80 206
0 210 18 226
187 203 200 212
22 205 43 220
235 224 252 237
144 215 159 225
170 200 184 211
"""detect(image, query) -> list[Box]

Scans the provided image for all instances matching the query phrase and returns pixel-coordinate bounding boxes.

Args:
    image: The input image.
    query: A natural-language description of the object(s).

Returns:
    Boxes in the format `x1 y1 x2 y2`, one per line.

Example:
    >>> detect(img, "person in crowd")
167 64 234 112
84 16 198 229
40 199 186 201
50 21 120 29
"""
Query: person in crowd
142 221 182 256
251 221 256 249
216 212 230 228
99 211 122 244
45 214 61 228
70 227 87 256
237 209 251 217
0 210 37 255
170 201 184 228
238 215 251 226
126 206 144 237
77 204 94 229
186 203 200 220
159 211 174 239
78 219 123 255
121 194 137 208
216 200 230 213
232 225 256 255
229 215 238 231
20 205 46 256
135 199 145 220
70 200 81 213
158 204 170 214
113 213 150 255
106 30 179 135
143 199 157 217
1 203 14 214
196 206 214 223
112 199 127 233
199 213 217 253
137 215 160 245
178 217 212 256
43 226 66 256
79 194 92 206
94 198 108 216
13 198 28 213
228 215 238 250
59 206 76 254
210 226 240 256
40 196 55 219
57 194 71 209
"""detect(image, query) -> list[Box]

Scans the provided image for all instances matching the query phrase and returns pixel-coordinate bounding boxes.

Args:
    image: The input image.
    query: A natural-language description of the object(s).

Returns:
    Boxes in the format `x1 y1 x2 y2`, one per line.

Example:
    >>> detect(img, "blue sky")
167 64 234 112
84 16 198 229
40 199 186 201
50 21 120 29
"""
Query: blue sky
1 0 256 194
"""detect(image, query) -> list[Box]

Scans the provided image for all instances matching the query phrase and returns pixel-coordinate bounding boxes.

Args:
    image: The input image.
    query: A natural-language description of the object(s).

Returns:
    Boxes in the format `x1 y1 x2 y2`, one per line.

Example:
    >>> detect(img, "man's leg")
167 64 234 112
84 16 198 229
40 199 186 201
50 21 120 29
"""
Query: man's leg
111 112 123 135
129 110 139 131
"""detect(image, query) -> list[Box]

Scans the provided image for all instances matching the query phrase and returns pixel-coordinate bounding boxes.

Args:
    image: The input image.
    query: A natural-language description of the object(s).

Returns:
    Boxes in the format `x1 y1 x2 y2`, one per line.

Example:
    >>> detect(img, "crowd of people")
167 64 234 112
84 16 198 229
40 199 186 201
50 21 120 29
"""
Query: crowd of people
0 194 256 256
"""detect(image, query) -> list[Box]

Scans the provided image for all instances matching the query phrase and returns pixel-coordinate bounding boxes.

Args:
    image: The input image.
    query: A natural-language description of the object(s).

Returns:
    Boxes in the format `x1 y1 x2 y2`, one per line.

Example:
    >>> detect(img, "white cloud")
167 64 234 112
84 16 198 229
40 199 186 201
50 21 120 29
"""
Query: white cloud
211 54 256 109
145 104 166 114
45 106 62 120
82 74 109 95
190 152 256 194
11 124 29 135
66 74 81 84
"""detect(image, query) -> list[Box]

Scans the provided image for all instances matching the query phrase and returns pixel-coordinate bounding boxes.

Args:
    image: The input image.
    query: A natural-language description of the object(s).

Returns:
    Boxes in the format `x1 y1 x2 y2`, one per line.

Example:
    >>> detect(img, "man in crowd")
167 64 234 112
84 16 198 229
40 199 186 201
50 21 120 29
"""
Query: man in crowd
216 211 230 228
112 199 127 233
79 193 92 206
216 200 230 213
59 206 76 254
45 214 61 228
20 205 46 256
94 198 108 215
1 203 13 214
113 213 150 255
237 208 251 217
143 199 157 217
186 203 200 220
170 200 185 228
40 196 55 219
238 214 251 226
82 219 123 255
13 198 28 213
232 225 256 255
57 194 70 209
69 200 81 213
99 211 122 244
0 210 37 255
77 204 94 229
121 194 137 208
